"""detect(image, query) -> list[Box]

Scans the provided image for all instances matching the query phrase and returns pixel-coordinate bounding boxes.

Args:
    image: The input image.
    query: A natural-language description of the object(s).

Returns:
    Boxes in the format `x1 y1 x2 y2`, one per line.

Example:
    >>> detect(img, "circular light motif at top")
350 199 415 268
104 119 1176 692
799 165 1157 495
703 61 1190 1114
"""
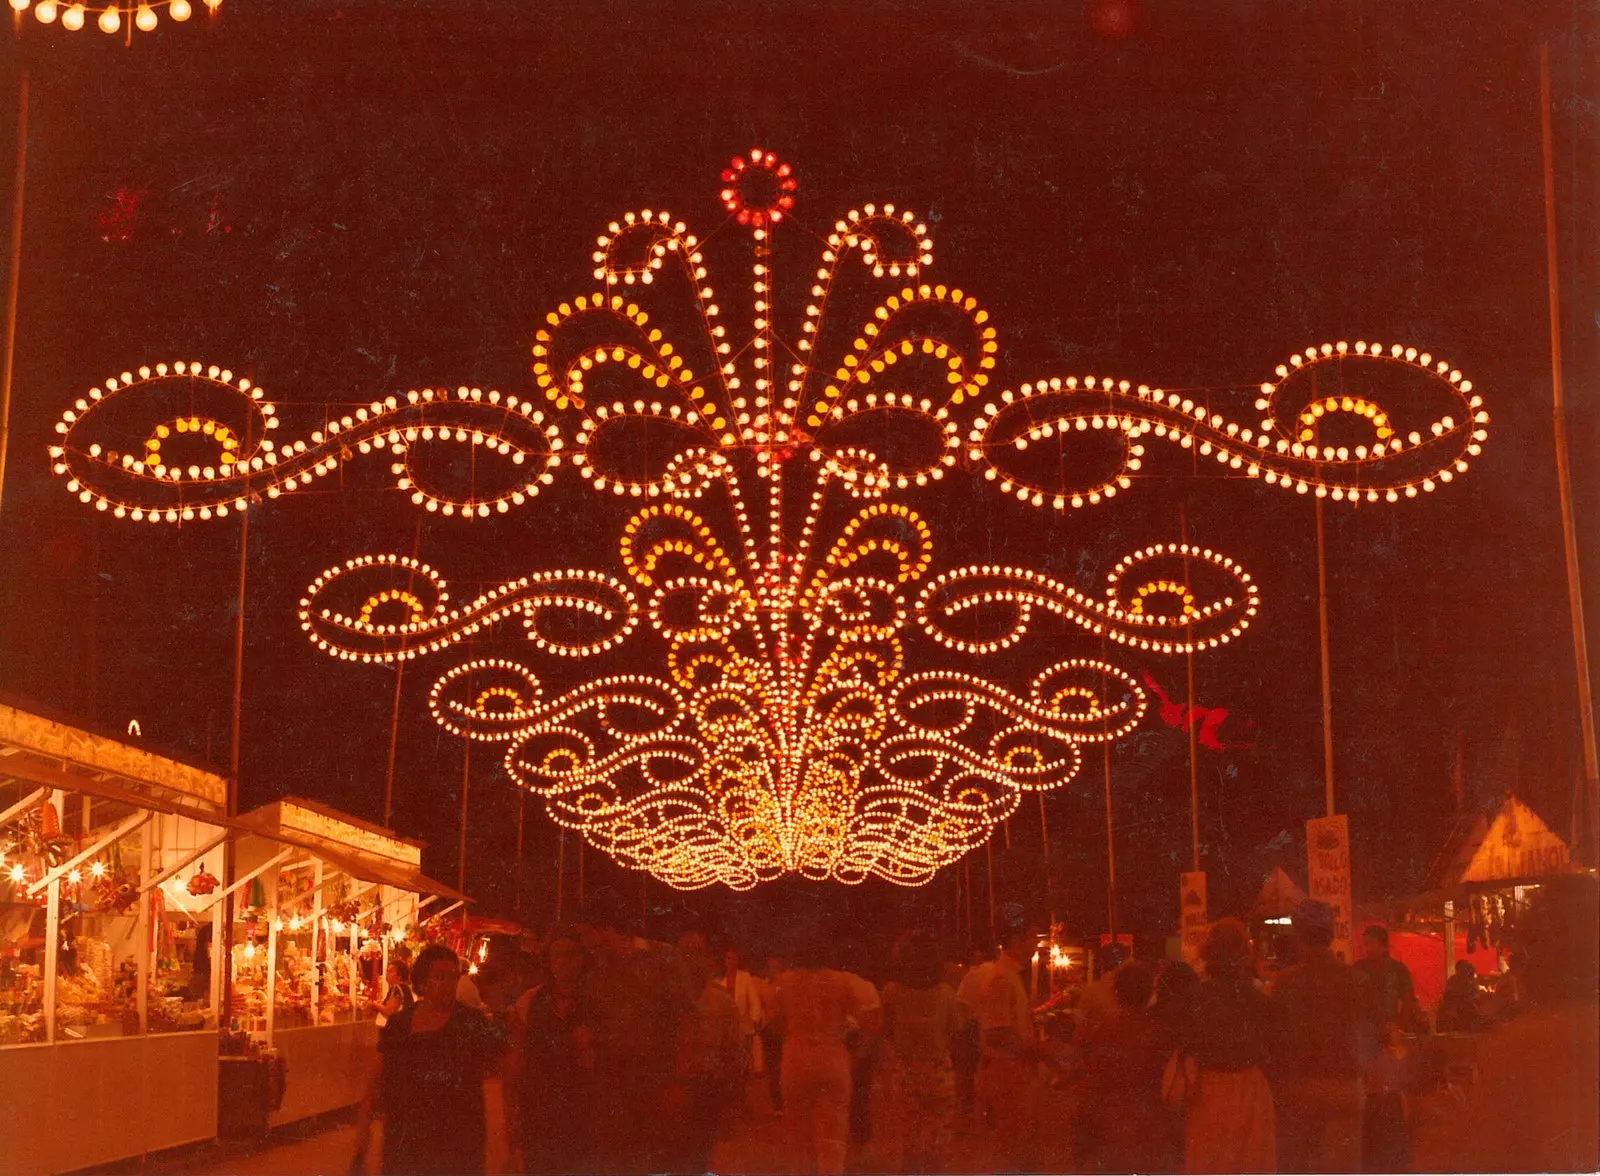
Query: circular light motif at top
50 153 1485 889
720 148 797 227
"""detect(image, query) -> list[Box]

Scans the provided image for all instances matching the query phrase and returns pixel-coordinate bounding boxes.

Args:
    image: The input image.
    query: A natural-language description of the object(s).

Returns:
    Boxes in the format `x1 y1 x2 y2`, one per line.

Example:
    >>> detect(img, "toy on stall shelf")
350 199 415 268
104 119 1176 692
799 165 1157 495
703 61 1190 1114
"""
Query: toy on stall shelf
186 868 219 896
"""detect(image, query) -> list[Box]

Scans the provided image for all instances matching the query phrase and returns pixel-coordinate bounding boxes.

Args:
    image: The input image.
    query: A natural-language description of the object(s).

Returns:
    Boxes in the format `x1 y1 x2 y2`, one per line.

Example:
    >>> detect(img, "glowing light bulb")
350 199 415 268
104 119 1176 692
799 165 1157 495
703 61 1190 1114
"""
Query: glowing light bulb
9 0 30 14
34 0 56 19
168 0 188 16
243 942 256 959
273 918 284 932
61 2 84 27
90 860 106 877
134 1 154 29
9 864 25 883
97 3 119 32
67 869 82 884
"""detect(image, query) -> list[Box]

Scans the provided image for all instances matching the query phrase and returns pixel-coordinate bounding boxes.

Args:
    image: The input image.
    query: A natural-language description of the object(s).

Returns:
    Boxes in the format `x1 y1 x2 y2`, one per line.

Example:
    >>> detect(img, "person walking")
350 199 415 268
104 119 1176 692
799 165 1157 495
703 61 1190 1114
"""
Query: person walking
715 945 766 1093
1353 923 1417 1171
681 944 749 1173
774 930 866 1176
1180 918 1277 1173
880 930 961 1174
1075 962 1171 1174
575 889 697 1174
506 927 598 1174
757 954 787 1113
974 920 1046 1173
950 941 991 1119
1269 900 1370 1174
349 944 510 1175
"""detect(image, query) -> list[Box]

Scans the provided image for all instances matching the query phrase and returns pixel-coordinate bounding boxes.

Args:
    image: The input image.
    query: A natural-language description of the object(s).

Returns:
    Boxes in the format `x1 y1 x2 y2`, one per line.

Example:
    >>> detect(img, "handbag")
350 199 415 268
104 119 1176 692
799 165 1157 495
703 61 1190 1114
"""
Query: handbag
1161 1049 1201 1108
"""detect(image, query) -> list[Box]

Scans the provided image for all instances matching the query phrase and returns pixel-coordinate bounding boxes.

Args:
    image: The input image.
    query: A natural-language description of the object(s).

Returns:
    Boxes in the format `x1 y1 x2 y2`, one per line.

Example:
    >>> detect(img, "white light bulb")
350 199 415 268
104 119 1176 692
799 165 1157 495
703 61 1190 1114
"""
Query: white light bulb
9 0 30 14
134 1 154 28
35 0 57 17
97 2 119 32
168 0 188 16
61 2 84 26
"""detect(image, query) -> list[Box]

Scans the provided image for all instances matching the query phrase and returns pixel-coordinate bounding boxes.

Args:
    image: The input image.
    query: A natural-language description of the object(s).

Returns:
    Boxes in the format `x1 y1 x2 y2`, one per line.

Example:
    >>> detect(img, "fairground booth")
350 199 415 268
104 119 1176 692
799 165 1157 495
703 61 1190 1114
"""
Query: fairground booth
226 797 464 1130
0 703 231 1175
1363 796 1587 1016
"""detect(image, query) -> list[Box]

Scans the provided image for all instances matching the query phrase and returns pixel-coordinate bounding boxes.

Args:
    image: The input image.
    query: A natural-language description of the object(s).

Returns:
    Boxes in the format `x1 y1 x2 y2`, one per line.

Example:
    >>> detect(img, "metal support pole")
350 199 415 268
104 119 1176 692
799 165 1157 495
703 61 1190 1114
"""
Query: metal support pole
1037 792 1053 935
985 839 996 944
457 736 470 896
514 791 525 920
1180 506 1201 870
382 517 423 828
1314 494 1337 817
1103 741 1118 941
1540 43 1600 866
555 832 565 924
0 69 28 518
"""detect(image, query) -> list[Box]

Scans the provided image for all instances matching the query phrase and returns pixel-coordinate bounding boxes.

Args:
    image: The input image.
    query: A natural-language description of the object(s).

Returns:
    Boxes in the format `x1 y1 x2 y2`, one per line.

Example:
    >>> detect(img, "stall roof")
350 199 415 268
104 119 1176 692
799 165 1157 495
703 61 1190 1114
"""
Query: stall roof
0 700 227 817
1428 796 1576 891
1249 866 1308 920
235 800 464 902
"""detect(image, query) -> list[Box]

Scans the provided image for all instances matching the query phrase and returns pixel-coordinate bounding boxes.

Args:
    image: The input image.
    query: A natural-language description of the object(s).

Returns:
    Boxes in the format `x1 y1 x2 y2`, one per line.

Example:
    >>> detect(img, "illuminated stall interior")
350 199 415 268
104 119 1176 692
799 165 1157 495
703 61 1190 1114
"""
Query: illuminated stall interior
0 702 230 1174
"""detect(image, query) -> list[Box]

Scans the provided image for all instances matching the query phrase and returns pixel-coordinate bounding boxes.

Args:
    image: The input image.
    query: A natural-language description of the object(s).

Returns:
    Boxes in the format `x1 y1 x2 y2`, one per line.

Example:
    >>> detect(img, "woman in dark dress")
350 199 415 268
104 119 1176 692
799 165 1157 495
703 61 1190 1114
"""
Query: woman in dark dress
507 926 599 1174
350 944 510 1175
1180 919 1277 1173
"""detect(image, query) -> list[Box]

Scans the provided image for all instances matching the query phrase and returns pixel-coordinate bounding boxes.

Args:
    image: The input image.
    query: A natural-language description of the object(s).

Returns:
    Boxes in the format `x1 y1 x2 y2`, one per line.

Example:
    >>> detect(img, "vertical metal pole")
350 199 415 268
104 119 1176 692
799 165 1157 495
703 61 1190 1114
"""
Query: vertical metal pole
984 839 996 944
0 69 28 518
1314 494 1336 817
1180 506 1201 870
137 827 151 1035
1036 792 1053 936
457 738 470 896
382 517 423 828
43 881 59 1044
264 908 277 1045
1103 741 1118 941
1540 44 1600 866
514 792 525 920
576 837 585 905
555 832 566 924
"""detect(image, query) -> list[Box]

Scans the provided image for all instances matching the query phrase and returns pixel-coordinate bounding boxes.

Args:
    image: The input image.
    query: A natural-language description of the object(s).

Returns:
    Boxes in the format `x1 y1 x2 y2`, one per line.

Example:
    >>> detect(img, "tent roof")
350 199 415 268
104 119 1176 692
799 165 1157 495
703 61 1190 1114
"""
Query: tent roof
1250 865 1307 919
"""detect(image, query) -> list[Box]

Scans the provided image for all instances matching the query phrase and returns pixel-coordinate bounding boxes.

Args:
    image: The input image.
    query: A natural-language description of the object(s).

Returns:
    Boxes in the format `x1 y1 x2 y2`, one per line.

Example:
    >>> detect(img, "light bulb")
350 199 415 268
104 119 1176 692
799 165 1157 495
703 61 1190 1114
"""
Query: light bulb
202 0 217 8
168 0 188 16
97 3 119 32
243 942 256 959
34 0 56 18
67 869 81 884
8 0 30 14
90 860 106 877
134 1 154 29
61 2 84 26
9 864 24 882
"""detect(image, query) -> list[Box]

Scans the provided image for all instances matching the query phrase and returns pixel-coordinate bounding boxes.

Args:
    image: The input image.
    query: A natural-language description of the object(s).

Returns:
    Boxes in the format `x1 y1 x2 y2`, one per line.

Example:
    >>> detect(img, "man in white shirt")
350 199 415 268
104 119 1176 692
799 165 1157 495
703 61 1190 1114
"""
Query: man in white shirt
976 923 1043 1171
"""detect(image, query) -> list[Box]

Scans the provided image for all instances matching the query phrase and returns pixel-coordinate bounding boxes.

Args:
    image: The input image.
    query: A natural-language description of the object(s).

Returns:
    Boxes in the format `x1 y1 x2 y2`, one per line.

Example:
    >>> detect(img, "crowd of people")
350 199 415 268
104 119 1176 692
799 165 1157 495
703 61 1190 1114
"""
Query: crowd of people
340 890 1493 1176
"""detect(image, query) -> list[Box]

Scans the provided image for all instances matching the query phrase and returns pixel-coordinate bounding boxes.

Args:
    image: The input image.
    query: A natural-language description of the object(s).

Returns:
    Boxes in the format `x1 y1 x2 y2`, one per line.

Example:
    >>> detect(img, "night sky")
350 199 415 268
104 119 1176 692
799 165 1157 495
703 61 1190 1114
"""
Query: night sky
0 0 1594 958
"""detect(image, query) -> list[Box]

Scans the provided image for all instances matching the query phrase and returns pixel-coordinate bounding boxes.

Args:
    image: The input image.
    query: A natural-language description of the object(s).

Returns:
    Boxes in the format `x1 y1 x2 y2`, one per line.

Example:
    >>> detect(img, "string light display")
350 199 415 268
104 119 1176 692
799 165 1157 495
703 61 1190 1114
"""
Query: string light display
10 0 217 35
51 152 1485 888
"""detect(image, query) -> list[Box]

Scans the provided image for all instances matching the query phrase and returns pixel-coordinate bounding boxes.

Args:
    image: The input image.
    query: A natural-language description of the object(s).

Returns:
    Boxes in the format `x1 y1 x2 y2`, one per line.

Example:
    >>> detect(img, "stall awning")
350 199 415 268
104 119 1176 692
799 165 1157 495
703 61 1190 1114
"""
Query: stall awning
232 810 465 903
0 700 227 818
1249 866 1308 920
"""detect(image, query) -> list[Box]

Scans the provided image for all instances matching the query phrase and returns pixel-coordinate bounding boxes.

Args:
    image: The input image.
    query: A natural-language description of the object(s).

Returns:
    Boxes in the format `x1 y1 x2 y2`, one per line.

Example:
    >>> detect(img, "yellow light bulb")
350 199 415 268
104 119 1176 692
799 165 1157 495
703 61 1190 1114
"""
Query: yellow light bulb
35 0 57 19
61 2 84 26
97 2 118 32
168 0 188 16
134 1 154 28
9 0 30 13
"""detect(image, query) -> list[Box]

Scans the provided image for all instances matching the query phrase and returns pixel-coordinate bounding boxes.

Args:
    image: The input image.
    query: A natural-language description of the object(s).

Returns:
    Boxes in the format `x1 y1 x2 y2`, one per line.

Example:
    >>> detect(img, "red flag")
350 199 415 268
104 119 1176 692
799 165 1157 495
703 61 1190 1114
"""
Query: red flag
1140 671 1254 751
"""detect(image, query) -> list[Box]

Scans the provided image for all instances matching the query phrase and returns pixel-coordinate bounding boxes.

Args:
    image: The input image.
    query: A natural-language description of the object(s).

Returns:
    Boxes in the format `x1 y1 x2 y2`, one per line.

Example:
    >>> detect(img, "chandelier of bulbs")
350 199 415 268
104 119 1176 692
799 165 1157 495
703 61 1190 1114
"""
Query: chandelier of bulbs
9 0 217 35
51 150 1487 889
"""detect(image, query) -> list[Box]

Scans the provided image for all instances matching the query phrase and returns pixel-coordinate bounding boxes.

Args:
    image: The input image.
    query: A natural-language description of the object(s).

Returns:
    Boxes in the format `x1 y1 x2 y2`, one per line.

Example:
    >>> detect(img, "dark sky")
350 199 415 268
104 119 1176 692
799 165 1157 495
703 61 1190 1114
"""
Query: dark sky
0 0 1594 955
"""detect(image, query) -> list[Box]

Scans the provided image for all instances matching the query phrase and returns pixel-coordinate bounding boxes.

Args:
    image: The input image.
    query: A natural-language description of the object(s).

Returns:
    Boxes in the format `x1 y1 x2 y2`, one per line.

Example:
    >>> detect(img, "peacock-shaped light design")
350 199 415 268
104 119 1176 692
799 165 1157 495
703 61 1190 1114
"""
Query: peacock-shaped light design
49 150 1487 888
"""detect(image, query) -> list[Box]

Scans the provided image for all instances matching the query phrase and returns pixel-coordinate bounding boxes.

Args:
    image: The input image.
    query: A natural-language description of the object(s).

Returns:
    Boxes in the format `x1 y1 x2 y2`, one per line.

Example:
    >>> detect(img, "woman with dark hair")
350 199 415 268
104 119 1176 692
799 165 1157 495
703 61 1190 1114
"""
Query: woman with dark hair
507 927 598 1174
1075 962 1171 1174
880 929 960 1174
349 944 510 1175
1179 919 1276 1173
369 959 414 1026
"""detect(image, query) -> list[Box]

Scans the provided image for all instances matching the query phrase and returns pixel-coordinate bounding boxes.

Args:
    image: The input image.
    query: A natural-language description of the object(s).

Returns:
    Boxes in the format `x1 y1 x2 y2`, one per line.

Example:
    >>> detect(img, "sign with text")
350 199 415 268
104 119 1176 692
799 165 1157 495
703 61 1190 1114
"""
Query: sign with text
1307 814 1353 962
1179 870 1208 965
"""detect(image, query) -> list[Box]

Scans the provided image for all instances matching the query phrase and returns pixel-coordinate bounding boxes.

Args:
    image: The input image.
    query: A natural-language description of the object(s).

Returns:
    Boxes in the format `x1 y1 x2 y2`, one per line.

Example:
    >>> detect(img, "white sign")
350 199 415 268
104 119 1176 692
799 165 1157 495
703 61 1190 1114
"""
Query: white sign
1307 814 1353 962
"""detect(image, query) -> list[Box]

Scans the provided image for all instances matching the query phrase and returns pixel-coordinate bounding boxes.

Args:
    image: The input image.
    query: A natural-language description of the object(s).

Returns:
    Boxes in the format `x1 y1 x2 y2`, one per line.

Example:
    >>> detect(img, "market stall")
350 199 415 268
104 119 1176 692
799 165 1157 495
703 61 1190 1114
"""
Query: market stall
0 702 230 1175
1367 796 1586 1016
226 797 463 1128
